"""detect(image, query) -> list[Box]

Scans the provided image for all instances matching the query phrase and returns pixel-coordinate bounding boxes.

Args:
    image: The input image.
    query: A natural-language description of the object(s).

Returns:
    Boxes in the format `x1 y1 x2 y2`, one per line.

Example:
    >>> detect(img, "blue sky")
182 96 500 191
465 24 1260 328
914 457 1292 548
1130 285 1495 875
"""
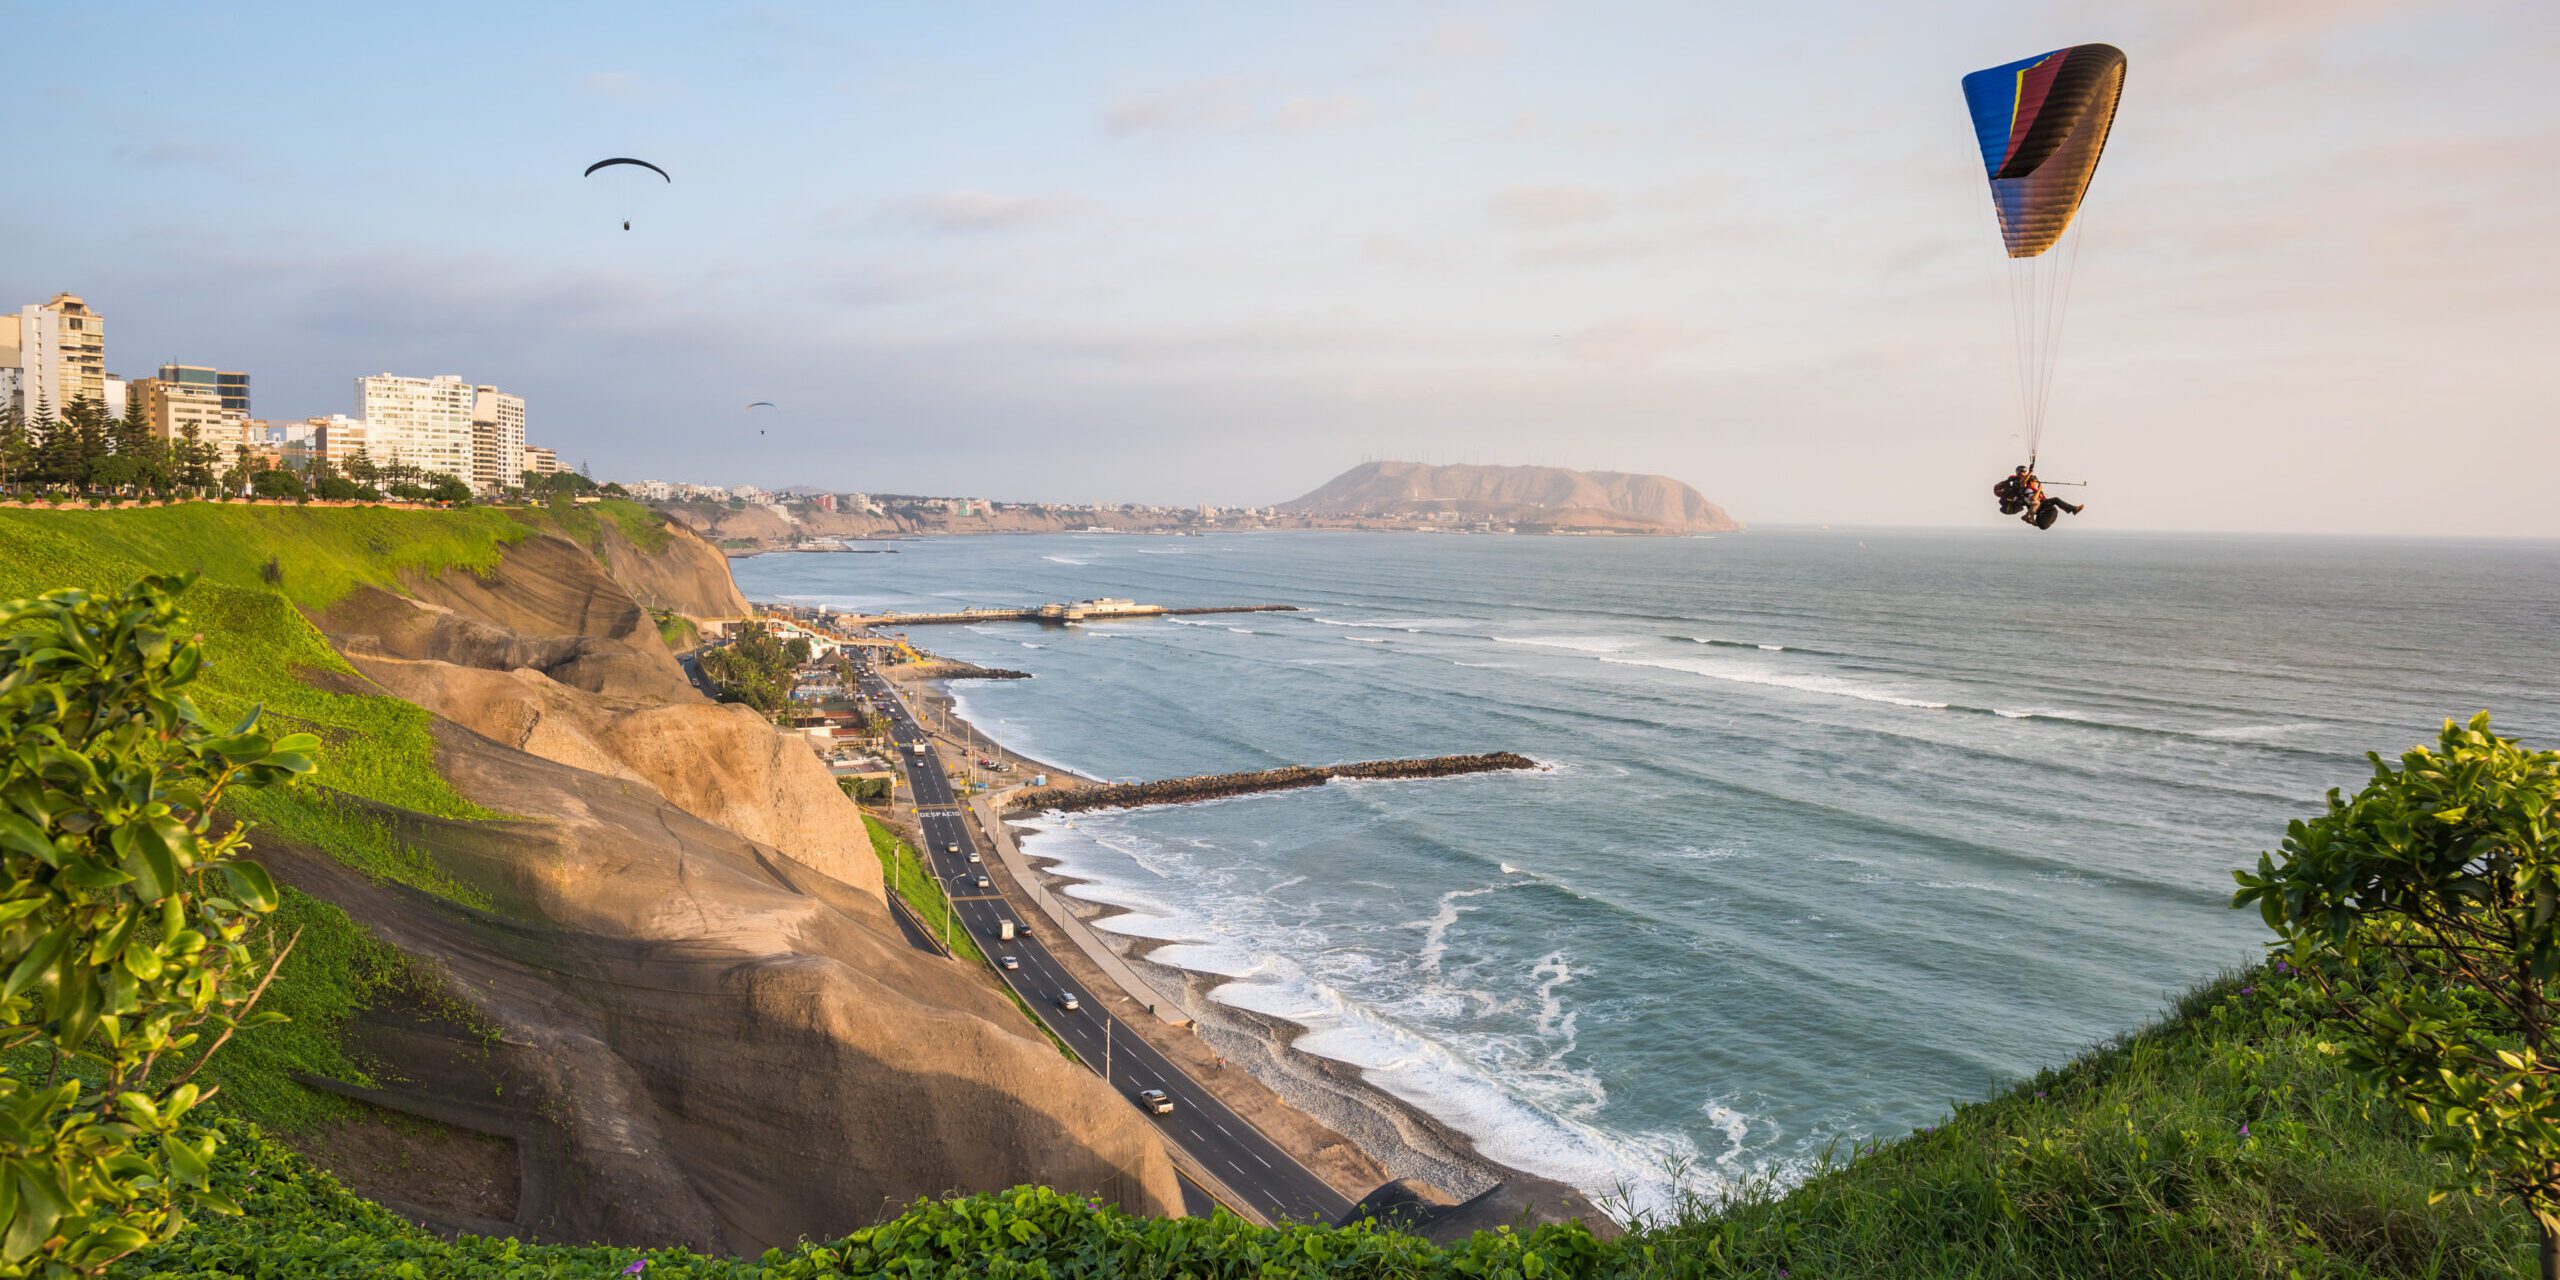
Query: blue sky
5 2 2554 532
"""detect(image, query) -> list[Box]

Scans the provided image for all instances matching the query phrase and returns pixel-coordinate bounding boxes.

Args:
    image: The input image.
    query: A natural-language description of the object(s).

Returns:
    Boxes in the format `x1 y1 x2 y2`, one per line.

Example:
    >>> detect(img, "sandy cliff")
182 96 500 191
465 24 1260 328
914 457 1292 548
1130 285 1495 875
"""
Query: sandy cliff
282 512 1183 1248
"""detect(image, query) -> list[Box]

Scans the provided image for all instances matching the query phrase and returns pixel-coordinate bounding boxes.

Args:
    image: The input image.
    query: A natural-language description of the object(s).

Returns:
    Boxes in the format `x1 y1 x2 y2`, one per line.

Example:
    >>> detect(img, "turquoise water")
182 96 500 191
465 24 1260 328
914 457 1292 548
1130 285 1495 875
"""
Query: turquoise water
737 530 2560 1208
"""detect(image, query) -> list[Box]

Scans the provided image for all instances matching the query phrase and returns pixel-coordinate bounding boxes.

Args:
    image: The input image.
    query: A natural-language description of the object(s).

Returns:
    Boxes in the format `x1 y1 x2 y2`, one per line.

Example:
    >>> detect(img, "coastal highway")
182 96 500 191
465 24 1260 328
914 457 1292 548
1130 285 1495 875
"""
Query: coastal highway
856 668 1354 1226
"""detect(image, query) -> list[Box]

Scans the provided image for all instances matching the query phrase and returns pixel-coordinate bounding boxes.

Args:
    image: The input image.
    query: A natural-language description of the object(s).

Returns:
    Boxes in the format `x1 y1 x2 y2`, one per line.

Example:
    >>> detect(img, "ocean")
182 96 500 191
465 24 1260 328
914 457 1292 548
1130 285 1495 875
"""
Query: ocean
735 529 2560 1213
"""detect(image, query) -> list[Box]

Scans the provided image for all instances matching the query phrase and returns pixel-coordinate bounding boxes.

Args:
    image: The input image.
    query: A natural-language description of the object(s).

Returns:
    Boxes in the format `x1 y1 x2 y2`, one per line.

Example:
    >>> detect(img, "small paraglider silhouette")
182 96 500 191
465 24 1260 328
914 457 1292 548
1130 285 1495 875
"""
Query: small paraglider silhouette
584 157 670 230
746 400 776 435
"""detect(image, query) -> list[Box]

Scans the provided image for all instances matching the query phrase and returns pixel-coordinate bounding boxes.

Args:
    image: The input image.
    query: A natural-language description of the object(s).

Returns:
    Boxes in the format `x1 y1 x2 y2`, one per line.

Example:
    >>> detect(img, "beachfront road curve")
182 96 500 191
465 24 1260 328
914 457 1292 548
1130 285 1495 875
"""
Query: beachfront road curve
860 669 1353 1225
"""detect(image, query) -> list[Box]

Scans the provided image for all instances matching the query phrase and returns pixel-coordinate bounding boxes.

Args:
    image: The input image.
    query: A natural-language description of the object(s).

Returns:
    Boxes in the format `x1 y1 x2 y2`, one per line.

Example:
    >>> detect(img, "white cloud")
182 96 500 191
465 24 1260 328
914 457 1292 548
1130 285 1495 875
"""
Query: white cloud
881 190 1089 233
1104 77 1374 136
1563 316 1708 369
1488 184 1612 229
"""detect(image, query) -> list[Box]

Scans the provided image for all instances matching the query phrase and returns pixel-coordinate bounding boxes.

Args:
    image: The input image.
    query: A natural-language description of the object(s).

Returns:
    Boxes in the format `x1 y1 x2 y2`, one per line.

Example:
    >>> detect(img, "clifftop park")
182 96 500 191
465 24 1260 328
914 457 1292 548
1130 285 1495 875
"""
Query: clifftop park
646 461 1741 553
0 498 2539 1278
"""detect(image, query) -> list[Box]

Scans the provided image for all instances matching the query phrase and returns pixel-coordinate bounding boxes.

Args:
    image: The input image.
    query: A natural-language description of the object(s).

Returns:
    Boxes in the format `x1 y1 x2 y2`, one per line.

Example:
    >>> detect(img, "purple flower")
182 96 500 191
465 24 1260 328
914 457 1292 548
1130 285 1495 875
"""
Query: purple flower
2034 1091 2047 1099
2238 1123 2251 1139
624 1262 649 1276
2240 986 2254 995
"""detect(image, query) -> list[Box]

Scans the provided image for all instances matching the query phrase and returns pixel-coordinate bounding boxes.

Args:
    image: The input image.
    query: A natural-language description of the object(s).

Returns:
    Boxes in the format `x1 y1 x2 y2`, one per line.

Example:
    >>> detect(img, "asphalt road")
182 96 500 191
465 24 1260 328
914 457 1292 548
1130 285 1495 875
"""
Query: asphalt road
857 669 1355 1225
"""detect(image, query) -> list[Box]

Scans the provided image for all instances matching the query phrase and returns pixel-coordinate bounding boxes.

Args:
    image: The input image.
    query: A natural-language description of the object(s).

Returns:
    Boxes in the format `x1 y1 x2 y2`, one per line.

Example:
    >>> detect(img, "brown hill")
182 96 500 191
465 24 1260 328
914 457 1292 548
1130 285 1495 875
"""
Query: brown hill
1277 461 1740 533
288 514 1182 1249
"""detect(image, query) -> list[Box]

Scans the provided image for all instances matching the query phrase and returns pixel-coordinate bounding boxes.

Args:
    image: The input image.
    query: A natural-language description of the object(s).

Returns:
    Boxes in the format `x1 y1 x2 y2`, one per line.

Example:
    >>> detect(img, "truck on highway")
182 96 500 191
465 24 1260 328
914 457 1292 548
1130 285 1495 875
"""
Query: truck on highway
997 919 1017 941
910 742 927 757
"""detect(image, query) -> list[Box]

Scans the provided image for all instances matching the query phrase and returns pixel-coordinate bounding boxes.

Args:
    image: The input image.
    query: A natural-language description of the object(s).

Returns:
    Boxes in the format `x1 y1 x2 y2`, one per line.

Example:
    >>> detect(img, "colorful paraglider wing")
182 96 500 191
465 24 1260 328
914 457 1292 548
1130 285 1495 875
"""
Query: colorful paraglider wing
583 157 671 182
1960 44 2125 258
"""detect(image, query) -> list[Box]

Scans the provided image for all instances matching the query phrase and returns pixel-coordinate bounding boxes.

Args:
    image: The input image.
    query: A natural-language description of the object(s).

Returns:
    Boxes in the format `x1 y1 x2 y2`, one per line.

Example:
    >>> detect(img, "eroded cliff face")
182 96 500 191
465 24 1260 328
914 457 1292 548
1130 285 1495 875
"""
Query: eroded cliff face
283 515 1184 1249
597 518 749 619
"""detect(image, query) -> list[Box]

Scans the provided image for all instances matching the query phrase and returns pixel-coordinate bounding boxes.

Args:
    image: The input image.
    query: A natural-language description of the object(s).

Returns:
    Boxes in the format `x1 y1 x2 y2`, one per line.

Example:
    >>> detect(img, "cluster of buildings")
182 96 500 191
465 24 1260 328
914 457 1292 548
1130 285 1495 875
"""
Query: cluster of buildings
620 479 1278 527
1 292 567 493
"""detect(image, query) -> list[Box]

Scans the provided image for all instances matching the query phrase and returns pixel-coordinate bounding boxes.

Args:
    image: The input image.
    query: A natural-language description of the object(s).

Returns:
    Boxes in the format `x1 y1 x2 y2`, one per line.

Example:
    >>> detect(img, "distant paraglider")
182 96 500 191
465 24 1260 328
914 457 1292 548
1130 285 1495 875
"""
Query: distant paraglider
584 157 670 230
1961 43 2123 530
746 400 776 435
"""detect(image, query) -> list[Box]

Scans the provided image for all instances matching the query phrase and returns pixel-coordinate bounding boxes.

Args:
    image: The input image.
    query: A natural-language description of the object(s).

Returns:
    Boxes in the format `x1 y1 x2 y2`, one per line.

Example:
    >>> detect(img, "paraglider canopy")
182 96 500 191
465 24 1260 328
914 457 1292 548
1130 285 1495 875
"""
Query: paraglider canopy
583 157 670 182
1961 45 2125 259
746 401 777 409
1960 43 2125 468
584 158 669 230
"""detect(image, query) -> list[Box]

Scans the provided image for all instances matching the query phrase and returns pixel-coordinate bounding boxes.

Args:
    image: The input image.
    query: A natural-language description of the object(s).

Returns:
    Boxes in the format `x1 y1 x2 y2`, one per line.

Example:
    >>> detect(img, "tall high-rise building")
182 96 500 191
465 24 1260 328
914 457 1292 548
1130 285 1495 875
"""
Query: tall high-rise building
470 385 526 494
356 373 475 482
216 370 249 416
0 294 108 415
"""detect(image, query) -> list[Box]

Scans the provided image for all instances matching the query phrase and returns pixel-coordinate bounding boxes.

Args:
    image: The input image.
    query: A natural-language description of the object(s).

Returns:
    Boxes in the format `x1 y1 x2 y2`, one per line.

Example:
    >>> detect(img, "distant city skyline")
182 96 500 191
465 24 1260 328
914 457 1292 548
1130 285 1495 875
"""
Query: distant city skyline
4 3 2553 534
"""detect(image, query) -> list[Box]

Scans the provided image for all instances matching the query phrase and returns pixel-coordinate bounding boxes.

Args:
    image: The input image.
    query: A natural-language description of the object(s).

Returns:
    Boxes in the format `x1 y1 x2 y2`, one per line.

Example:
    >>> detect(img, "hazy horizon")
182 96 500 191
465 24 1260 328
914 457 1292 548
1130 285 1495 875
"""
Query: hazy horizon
6 2 2553 535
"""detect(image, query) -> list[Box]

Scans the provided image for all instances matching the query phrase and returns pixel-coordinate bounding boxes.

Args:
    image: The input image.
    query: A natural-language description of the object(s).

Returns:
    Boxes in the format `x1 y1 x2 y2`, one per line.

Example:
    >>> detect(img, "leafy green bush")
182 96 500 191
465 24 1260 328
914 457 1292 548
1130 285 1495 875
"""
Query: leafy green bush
0 576 310 1276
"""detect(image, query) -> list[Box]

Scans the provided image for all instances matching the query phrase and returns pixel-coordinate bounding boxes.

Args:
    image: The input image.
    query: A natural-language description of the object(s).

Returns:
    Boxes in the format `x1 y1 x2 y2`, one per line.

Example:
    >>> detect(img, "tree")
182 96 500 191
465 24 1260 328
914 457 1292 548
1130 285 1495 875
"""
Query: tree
0 404 29 492
249 468 304 500
59 397 109 493
2234 713 2560 1277
171 424 215 491
26 403 66 490
0 575 313 1275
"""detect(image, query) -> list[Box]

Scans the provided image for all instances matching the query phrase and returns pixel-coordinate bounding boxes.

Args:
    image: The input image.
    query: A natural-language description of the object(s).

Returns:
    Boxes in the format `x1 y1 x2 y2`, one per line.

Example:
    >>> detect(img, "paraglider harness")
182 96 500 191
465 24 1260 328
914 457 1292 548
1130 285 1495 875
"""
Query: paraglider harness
1996 460 2086 529
1992 467 2039 516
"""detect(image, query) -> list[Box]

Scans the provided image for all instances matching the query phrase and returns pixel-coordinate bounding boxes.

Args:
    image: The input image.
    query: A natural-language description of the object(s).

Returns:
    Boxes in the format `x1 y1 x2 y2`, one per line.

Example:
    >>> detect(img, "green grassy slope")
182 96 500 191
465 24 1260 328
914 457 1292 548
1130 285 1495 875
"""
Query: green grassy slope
6 505 2523 1277
0 501 646 1129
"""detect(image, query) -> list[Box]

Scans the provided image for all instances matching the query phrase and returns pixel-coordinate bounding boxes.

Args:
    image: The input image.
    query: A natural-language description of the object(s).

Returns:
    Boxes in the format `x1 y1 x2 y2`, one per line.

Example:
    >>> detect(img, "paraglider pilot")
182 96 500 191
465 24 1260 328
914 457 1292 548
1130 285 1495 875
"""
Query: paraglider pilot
1992 465 2085 530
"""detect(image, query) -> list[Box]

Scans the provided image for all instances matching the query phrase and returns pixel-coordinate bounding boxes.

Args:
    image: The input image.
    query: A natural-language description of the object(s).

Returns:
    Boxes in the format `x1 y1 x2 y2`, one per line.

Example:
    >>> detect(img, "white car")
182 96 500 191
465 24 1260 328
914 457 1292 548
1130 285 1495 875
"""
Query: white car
975 875 991 889
967 851 982 863
1057 992 1080 1012
946 843 960 854
999 955 1020 971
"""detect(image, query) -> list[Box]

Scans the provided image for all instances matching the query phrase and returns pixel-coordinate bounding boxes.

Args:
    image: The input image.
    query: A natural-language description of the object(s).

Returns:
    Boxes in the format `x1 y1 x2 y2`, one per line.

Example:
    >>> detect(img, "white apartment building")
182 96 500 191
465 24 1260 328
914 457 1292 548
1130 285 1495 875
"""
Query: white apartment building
520 445 562 478
470 385 526 494
356 373 475 482
0 294 108 415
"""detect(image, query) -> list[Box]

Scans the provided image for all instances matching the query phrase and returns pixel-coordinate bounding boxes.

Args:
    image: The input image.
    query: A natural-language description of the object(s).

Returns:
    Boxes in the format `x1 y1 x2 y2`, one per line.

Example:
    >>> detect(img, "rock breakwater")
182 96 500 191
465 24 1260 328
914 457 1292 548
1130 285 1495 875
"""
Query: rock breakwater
1003 752 1540 815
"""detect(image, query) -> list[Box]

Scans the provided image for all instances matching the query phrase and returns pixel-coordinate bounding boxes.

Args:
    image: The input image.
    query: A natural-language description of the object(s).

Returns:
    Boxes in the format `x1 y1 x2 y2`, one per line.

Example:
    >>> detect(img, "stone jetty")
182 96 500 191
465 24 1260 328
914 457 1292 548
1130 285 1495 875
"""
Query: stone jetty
1002 752 1541 815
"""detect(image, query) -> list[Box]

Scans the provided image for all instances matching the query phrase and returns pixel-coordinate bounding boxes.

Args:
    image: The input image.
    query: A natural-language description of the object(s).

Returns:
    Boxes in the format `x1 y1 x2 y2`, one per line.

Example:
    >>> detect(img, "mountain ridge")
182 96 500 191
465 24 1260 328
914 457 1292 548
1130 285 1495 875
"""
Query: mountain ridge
1276 461 1740 533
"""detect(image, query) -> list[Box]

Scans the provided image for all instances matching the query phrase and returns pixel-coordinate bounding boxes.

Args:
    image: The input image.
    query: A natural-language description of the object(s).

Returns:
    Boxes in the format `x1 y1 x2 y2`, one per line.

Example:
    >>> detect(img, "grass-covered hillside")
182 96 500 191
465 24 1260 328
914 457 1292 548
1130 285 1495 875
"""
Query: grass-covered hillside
0 500 661 1130
0 504 2529 1277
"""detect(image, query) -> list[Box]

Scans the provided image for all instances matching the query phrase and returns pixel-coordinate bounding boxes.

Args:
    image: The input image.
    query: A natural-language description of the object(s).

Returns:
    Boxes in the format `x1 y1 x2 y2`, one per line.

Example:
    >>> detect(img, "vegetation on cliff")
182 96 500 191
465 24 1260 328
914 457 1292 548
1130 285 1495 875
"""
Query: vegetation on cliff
698 622 812 716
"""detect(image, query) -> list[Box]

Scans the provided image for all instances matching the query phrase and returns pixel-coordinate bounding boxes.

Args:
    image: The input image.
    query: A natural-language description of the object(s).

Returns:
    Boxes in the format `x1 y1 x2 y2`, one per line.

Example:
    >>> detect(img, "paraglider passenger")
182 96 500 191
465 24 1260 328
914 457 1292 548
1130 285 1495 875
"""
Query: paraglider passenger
1994 465 2084 530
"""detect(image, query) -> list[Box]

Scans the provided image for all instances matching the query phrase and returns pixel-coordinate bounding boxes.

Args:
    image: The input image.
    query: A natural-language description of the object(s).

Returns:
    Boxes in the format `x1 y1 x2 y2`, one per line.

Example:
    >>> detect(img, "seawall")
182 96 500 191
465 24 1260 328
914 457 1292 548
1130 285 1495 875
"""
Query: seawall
1003 753 1541 815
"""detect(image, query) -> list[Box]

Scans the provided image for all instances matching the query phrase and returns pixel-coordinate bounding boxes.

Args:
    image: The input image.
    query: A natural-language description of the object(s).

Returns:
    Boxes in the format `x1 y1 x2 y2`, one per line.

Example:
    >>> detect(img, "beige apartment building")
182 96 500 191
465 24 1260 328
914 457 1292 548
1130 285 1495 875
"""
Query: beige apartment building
520 445 563 478
356 373 475 482
0 293 109 415
127 366 233 443
470 385 526 493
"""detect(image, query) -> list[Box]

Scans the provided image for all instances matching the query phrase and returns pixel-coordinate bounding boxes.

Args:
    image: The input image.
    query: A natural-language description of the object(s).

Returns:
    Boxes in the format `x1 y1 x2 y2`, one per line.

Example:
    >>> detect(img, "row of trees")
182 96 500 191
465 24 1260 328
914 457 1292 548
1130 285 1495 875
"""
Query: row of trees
1 397 618 506
0 398 230 496
697 623 814 717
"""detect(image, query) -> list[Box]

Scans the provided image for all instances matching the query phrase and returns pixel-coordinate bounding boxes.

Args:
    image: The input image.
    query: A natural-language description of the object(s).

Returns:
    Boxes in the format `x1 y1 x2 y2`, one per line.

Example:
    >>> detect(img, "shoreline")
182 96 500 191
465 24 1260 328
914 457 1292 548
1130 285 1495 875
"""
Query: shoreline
884 657 1593 1218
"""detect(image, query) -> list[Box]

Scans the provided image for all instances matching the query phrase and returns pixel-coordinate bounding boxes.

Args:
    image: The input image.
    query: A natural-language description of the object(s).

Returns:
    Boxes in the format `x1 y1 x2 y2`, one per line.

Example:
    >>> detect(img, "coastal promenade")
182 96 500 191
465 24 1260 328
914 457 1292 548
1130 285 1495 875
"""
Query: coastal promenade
858 667 1355 1227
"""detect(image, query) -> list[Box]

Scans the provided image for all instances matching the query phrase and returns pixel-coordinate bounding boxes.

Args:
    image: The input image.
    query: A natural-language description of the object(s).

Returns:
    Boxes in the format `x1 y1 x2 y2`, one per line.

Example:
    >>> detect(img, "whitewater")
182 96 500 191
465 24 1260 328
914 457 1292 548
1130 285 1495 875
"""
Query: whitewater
737 529 2560 1214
